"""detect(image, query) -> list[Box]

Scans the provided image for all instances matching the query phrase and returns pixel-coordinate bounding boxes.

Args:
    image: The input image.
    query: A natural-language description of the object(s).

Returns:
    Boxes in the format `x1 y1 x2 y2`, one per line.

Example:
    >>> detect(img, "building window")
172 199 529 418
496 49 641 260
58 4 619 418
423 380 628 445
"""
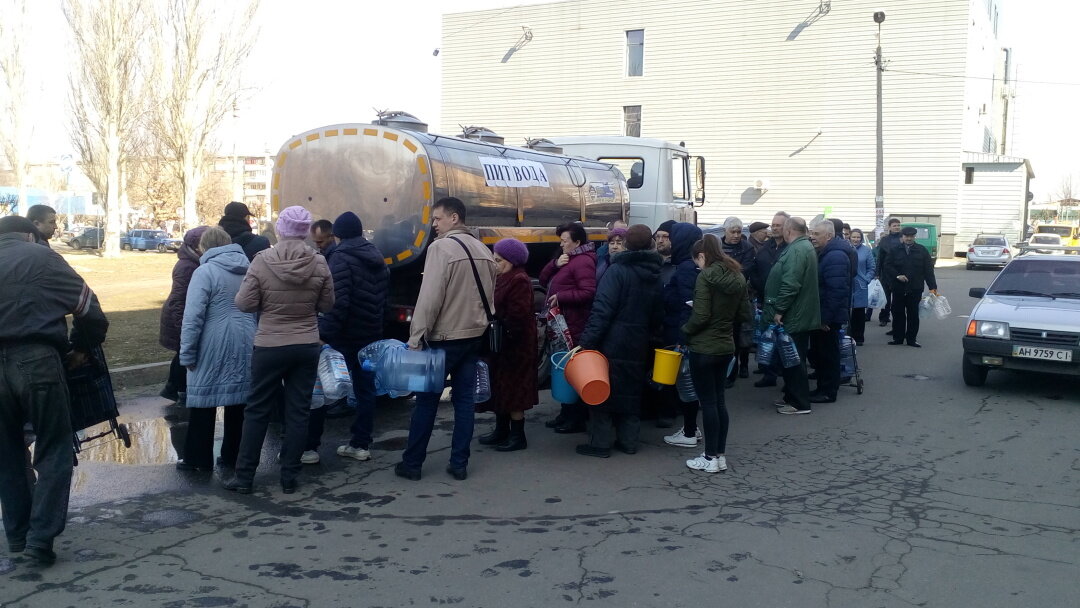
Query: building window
623 105 641 137
965 167 975 184
626 29 644 77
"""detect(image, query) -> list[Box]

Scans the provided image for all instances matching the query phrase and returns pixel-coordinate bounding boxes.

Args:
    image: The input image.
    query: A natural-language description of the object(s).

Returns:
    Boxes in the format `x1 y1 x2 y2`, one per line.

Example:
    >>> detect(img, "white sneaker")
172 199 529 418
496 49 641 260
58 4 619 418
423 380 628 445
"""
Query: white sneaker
664 429 699 447
686 453 726 473
300 450 320 464
776 405 811 415
336 444 371 461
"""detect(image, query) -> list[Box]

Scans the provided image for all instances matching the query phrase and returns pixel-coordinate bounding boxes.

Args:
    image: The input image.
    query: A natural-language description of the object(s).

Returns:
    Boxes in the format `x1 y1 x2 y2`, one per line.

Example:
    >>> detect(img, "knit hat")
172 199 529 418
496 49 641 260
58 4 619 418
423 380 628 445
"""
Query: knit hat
223 201 253 218
656 220 677 236
748 221 769 233
276 205 313 239
607 227 628 242
494 238 529 267
333 211 363 239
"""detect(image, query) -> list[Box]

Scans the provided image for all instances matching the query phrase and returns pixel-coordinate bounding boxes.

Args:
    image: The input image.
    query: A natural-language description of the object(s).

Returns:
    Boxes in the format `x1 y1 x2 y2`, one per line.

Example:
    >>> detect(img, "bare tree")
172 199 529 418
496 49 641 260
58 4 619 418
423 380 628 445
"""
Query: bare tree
1056 175 1076 204
64 0 148 257
150 0 260 230
0 0 35 211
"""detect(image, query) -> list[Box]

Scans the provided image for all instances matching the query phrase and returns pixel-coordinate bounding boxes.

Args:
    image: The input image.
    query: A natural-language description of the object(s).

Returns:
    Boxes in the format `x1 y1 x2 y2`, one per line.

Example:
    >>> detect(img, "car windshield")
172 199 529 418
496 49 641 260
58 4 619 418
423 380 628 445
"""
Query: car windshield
152 231 167 238
988 259 1080 298
1031 235 1059 244
973 237 1005 246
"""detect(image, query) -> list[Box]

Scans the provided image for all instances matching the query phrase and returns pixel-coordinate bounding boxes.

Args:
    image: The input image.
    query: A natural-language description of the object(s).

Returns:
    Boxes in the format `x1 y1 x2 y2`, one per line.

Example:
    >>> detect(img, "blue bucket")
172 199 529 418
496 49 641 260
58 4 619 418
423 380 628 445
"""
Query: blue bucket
550 351 579 403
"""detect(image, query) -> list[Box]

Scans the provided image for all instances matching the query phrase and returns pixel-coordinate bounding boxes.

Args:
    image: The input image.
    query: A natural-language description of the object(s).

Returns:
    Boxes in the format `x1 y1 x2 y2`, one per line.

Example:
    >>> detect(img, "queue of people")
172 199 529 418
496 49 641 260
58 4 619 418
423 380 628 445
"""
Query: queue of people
0 199 942 567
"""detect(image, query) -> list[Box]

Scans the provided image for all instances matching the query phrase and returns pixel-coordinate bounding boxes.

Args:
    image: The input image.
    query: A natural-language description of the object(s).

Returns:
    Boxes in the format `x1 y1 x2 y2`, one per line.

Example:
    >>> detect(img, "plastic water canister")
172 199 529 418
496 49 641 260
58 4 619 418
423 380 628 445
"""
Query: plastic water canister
381 346 446 394
475 361 491 403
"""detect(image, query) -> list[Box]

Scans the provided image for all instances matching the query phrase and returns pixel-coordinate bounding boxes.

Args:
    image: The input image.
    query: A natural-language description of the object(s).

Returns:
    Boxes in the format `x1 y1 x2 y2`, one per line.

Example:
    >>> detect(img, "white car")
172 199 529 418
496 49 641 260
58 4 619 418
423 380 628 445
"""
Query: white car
962 255 1080 386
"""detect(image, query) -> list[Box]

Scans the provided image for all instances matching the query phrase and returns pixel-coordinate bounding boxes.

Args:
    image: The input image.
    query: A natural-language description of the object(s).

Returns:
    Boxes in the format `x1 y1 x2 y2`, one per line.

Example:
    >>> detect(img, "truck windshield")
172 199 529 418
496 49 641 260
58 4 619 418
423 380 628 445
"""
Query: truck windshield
599 158 644 189
1037 225 1072 237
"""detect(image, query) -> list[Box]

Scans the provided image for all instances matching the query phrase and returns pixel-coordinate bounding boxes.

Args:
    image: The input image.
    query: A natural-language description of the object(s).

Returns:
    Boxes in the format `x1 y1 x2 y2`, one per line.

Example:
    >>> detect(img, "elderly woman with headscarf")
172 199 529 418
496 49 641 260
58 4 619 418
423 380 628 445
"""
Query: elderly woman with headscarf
476 238 537 452
595 227 628 283
719 216 755 387
176 227 256 472
158 225 209 405
223 205 334 495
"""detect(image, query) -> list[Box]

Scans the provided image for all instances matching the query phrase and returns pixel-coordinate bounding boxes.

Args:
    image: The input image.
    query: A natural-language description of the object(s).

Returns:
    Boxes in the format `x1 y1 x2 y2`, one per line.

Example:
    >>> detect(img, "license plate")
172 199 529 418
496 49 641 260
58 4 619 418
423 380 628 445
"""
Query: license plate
977 248 1001 256
1012 346 1073 362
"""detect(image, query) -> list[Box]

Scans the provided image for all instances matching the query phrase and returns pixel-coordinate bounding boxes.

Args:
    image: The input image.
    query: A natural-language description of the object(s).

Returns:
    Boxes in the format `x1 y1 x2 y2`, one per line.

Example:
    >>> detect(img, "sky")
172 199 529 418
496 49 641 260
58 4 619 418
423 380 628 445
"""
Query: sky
10 0 1080 203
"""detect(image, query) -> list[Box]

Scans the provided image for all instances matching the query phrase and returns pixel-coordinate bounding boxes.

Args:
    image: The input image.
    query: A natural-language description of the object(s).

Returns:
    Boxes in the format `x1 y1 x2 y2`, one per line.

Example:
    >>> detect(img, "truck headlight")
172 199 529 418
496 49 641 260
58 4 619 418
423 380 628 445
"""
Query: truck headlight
966 320 1010 339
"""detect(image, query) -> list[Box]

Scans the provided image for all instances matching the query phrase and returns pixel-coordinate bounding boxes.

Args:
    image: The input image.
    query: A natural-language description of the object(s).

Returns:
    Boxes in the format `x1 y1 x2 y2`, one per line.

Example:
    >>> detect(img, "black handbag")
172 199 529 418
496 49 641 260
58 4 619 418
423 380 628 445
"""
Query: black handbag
449 237 503 354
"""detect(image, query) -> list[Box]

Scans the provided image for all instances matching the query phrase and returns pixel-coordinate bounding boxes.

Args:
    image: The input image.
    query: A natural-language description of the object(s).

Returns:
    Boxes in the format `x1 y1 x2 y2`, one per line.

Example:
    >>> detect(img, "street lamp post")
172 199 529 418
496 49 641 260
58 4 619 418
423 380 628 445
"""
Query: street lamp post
874 11 886 236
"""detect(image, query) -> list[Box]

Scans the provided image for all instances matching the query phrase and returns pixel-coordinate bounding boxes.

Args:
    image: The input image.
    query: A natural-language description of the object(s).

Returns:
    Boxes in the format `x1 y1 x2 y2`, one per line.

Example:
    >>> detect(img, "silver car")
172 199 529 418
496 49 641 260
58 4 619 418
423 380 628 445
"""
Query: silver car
962 255 1080 386
966 234 1011 269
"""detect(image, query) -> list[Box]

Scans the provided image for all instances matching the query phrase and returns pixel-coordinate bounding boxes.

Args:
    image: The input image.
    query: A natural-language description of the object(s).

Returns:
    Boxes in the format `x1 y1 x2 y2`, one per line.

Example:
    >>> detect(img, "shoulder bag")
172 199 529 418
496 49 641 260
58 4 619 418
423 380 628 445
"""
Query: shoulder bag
449 236 503 354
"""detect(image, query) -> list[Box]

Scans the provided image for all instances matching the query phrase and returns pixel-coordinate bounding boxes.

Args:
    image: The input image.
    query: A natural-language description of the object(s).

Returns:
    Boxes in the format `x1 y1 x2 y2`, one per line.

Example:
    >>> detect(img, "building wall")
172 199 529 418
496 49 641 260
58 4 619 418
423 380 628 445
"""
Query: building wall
957 160 1029 250
442 0 999 235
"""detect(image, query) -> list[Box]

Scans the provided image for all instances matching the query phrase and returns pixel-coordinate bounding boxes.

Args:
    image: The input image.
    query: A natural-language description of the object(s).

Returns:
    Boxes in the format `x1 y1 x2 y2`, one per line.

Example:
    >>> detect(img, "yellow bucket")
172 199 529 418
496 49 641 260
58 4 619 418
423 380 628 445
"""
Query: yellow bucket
652 348 683 385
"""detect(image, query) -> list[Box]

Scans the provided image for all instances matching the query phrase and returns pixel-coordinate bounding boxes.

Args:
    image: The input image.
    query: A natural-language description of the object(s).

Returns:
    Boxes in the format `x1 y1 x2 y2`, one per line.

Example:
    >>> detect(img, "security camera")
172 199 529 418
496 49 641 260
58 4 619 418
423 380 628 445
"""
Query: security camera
873 11 886 23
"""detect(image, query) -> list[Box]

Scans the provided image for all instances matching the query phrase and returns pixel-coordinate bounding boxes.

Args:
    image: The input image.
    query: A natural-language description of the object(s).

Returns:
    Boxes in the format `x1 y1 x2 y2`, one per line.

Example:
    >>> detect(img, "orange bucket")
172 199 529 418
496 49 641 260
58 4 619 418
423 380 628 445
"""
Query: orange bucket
564 349 611 405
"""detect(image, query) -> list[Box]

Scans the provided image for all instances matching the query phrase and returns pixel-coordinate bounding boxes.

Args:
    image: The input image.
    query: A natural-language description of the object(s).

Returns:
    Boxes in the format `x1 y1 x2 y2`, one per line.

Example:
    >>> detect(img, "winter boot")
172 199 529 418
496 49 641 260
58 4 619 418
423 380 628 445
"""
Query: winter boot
495 418 527 452
478 414 510 446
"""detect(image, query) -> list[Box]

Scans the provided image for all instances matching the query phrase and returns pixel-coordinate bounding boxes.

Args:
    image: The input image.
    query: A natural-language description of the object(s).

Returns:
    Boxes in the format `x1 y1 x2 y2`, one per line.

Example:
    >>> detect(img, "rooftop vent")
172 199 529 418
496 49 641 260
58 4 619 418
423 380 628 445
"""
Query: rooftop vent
460 126 505 145
524 138 563 155
373 110 428 133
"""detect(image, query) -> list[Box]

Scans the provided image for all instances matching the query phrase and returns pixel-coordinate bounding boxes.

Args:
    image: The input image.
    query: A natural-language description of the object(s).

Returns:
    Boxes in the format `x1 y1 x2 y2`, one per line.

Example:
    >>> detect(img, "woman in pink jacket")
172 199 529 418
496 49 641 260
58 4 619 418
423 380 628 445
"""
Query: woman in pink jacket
221 206 334 495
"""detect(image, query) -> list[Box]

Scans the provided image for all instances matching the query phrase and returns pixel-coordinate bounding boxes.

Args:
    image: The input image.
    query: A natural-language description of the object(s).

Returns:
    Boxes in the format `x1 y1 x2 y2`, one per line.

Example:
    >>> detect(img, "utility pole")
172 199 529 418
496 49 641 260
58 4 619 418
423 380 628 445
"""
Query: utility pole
874 11 886 237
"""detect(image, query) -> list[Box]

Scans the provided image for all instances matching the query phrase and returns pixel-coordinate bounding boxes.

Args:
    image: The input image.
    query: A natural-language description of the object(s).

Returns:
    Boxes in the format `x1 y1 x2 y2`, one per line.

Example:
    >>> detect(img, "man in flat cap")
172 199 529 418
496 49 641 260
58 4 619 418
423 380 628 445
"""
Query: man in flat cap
884 226 938 347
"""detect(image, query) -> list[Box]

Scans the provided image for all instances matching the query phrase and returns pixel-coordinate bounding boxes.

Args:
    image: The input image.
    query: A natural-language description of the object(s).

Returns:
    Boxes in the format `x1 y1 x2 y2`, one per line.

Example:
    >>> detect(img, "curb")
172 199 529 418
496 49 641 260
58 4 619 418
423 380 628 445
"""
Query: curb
111 361 170 392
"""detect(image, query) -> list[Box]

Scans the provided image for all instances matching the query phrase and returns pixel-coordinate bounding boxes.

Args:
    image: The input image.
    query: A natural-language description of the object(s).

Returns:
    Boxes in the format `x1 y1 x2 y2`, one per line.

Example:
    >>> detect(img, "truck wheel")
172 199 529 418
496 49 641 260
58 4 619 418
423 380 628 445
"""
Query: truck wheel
536 324 552 388
962 355 988 387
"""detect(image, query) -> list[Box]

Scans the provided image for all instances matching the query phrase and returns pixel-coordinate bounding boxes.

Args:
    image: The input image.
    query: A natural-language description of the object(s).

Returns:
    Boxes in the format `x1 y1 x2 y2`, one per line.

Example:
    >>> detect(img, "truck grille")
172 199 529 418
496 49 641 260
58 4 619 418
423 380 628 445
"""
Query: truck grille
1011 328 1080 347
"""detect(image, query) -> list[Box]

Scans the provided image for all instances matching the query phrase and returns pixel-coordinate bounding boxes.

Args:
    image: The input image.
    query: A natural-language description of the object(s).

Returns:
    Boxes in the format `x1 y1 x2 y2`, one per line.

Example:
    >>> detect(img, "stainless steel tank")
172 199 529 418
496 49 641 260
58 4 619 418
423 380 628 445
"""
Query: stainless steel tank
272 122 628 270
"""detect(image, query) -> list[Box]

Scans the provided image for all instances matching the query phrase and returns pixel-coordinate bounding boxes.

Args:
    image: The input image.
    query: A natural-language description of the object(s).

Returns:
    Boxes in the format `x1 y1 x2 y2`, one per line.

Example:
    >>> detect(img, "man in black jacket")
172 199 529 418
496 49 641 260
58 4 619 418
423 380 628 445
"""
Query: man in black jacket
748 211 790 388
875 218 903 326
885 226 938 347
0 216 109 566
316 212 389 464
218 201 271 261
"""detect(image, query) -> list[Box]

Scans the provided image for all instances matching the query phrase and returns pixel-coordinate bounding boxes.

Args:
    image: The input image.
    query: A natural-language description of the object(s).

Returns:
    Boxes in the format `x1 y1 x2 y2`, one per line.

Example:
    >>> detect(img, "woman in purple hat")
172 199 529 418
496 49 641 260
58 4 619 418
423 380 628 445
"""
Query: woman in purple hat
476 238 537 451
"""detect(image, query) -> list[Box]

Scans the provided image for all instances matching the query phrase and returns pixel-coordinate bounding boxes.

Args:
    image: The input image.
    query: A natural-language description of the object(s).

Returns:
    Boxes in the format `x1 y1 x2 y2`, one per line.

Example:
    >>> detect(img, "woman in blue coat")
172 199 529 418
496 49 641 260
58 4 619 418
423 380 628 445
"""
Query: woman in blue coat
848 229 876 345
177 228 257 471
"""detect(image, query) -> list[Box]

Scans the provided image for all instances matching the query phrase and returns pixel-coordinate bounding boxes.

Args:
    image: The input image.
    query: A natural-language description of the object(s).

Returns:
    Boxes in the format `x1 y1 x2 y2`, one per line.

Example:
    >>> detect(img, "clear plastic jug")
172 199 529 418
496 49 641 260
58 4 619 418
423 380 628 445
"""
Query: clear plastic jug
379 346 446 394
475 361 491 403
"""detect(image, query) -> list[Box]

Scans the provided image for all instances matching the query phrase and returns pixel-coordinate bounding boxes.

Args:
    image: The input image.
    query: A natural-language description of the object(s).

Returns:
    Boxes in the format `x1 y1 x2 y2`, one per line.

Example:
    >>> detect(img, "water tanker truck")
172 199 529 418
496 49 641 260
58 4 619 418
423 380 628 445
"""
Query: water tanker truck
271 112 705 330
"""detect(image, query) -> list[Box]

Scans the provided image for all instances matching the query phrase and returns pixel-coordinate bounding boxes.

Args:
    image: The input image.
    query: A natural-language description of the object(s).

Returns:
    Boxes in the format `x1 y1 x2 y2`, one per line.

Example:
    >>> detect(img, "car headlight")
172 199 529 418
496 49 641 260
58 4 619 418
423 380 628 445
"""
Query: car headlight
966 320 1010 339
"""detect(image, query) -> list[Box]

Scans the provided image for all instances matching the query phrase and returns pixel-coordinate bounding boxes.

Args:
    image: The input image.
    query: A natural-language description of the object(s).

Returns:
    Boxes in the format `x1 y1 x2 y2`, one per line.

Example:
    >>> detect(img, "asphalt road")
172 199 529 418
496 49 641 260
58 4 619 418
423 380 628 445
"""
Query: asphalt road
2 265 1078 608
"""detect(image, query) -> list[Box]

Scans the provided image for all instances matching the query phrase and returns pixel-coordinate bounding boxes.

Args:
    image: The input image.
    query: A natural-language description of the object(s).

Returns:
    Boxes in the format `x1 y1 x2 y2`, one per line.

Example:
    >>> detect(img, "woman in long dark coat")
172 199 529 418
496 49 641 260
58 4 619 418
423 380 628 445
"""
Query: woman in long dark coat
159 225 208 404
576 224 664 457
477 238 537 451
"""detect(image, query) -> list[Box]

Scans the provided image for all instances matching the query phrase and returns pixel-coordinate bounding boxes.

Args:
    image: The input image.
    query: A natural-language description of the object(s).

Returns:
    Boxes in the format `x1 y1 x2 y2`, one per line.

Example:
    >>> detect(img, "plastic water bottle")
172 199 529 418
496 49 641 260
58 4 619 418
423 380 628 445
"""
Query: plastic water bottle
475 361 491 403
839 330 856 379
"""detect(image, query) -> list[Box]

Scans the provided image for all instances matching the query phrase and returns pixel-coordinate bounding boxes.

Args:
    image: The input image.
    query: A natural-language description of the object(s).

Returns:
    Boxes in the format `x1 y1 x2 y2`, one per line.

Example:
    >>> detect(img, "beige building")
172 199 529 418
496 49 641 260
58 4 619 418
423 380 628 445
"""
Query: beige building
441 0 1029 254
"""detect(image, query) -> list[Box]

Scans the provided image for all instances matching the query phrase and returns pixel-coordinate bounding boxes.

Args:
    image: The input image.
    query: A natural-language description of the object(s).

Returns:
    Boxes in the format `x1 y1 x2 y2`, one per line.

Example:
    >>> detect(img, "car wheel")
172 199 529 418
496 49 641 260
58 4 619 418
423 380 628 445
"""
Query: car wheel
158 243 167 253
70 240 81 250
965 262 974 270
962 355 988 387
121 243 131 251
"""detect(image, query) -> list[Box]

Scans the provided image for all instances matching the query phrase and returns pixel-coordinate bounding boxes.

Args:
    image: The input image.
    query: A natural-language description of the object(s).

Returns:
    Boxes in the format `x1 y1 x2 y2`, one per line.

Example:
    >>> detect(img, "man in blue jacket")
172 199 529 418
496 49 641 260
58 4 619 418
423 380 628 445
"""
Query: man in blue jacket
808 219 852 404
313 212 389 465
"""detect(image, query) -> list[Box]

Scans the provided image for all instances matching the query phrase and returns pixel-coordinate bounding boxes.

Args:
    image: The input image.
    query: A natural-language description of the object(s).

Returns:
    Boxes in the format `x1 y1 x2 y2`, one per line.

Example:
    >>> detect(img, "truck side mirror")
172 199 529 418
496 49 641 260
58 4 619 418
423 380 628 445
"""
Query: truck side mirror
692 156 706 206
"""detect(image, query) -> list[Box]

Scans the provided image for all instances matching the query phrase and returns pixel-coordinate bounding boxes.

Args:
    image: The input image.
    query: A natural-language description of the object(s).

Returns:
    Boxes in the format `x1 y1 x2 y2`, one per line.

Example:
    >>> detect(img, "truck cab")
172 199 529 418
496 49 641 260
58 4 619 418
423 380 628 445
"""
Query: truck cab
550 137 703 228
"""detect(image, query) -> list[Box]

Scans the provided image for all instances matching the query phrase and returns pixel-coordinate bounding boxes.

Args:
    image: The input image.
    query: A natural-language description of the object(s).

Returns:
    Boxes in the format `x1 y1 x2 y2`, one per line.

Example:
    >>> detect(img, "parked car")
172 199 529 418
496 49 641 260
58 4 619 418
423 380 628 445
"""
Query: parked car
68 228 104 250
1025 233 1063 255
121 229 174 252
966 234 1011 269
962 255 1080 386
